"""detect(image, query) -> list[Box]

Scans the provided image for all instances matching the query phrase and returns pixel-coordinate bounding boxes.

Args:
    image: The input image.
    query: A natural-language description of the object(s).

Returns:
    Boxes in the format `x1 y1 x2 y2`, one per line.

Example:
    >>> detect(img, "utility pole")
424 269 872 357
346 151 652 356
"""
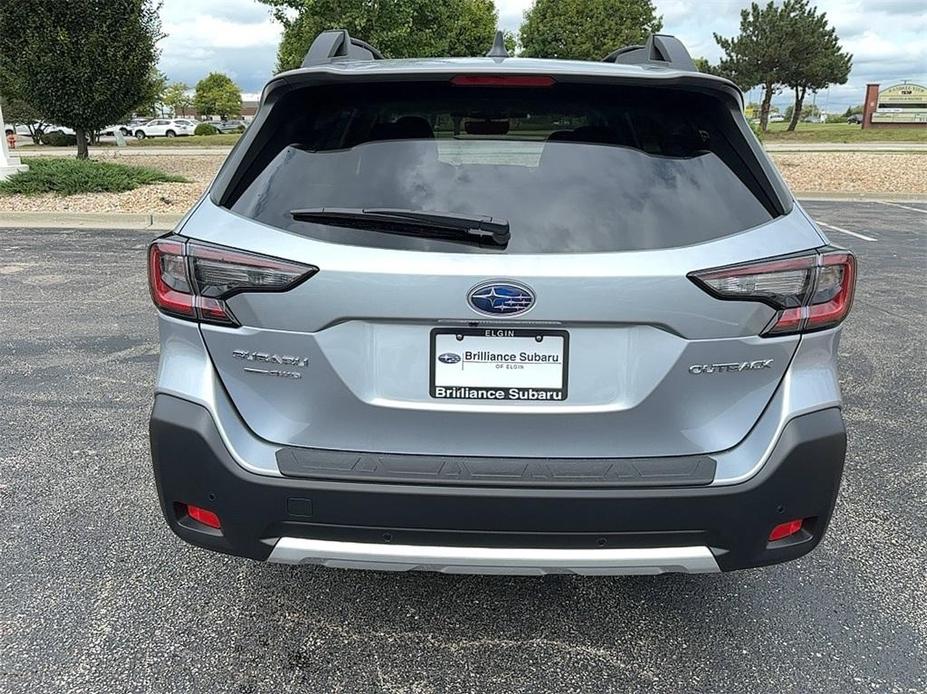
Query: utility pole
0 99 29 180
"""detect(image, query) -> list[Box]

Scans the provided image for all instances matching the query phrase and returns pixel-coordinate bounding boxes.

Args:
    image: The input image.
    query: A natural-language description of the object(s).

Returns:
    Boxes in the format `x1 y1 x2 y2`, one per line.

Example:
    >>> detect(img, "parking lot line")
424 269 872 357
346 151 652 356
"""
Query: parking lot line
875 201 927 215
815 221 877 242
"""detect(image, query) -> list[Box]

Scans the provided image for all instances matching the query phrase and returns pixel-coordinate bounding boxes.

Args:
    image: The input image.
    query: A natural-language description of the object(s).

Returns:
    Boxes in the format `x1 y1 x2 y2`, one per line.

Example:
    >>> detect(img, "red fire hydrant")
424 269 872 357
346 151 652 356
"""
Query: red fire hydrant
5 132 15 150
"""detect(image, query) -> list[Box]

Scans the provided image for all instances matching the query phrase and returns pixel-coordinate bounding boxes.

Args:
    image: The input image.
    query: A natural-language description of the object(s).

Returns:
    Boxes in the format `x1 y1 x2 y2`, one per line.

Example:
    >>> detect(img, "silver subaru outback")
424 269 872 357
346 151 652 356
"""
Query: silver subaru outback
148 30 856 575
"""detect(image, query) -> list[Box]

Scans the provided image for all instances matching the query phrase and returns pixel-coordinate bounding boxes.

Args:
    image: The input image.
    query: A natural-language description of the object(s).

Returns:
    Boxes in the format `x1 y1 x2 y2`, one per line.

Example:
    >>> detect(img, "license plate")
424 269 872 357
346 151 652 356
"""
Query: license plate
430 328 569 401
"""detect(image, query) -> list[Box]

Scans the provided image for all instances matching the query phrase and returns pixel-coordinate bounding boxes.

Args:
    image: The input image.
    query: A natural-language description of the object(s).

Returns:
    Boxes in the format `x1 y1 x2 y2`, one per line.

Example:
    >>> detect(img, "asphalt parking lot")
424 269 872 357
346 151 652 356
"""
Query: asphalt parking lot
0 200 924 693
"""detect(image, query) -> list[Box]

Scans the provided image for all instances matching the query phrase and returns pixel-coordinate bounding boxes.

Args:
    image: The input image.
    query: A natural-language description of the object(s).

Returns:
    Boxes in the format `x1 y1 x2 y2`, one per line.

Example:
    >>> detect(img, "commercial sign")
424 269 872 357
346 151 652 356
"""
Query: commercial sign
872 83 927 124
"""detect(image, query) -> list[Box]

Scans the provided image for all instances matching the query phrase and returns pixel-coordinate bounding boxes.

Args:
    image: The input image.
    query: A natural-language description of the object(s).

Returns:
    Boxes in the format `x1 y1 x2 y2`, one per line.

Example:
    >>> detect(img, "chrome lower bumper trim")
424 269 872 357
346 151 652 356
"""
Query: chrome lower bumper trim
267 538 720 575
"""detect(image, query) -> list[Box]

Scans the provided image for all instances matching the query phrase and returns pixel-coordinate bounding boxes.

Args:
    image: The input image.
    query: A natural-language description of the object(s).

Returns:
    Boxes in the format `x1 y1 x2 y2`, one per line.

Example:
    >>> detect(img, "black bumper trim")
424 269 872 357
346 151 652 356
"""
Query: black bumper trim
277 444 716 488
150 394 846 571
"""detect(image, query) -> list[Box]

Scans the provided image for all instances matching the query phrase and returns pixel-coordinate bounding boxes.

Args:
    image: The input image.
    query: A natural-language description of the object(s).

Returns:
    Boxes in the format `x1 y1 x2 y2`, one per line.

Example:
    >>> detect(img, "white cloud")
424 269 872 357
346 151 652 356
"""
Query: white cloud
158 0 280 89
162 16 280 49
497 0 533 30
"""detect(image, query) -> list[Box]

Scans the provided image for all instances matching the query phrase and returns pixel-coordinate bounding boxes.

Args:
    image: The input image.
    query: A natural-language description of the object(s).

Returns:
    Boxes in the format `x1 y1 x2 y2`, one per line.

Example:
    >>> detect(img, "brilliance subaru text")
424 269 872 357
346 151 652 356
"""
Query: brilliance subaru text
148 30 855 574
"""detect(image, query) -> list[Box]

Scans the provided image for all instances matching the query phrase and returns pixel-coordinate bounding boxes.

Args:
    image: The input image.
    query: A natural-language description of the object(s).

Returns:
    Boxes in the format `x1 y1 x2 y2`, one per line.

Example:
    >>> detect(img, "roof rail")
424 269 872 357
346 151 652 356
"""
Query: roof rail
603 34 696 71
302 29 384 68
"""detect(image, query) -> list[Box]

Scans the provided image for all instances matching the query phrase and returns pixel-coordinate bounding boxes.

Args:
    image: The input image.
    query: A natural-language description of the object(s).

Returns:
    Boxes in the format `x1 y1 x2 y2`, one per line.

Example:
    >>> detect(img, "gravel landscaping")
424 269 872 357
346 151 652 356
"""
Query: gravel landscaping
0 155 223 214
0 151 923 215
771 152 927 196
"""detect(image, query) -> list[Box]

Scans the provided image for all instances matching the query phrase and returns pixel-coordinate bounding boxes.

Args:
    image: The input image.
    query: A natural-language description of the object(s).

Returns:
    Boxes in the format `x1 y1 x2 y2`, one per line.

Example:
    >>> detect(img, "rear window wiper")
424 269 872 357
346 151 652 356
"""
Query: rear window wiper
289 207 510 247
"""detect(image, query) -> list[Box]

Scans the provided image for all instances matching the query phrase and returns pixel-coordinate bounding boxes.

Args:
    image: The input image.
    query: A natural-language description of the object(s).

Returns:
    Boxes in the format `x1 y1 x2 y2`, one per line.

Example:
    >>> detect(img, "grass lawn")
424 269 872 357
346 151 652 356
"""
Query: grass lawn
0 158 188 196
762 122 927 143
127 133 242 147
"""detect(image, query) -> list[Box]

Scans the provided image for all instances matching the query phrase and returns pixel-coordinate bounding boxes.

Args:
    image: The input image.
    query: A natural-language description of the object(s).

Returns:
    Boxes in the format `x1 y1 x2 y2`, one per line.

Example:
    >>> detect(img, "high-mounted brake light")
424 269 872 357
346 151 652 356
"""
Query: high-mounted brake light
451 75 555 87
148 236 318 327
689 250 856 337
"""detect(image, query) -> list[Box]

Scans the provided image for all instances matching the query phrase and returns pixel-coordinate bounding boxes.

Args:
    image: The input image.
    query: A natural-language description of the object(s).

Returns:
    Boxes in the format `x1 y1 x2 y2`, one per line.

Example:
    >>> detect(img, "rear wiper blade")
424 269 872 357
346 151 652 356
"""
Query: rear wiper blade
289 207 510 247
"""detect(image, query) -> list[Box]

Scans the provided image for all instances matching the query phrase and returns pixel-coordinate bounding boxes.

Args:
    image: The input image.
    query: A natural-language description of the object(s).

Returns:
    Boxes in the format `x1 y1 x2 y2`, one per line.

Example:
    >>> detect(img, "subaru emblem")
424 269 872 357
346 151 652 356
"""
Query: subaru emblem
438 352 461 364
468 281 535 316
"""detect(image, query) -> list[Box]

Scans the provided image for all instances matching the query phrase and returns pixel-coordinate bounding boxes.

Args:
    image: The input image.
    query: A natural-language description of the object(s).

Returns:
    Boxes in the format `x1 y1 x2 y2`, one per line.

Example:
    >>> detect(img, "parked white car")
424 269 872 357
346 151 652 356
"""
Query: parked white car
133 118 196 139
45 124 76 135
100 124 132 137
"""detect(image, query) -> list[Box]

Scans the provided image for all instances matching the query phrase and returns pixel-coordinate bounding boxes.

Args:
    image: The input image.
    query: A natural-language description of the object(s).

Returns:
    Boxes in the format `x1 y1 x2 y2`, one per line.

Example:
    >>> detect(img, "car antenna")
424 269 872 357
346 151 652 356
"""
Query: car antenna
486 30 509 58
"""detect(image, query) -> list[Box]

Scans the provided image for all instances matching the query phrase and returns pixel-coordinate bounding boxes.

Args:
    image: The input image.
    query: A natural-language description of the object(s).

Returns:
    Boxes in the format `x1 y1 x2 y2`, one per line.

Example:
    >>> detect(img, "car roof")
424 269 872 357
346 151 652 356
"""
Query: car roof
270 56 742 105
277 56 722 81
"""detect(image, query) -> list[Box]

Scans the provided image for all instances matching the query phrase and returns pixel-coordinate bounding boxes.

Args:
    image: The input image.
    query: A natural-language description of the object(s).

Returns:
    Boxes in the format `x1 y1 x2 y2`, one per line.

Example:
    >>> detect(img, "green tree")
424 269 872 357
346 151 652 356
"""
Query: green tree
714 2 789 132
136 69 168 118
778 1 851 131
194 73 242 119
693 57 712 73
260 0 499 71
0 0 162 158
163 82 193 117
519 0 662 61
784 102 821 121
0 96 47 144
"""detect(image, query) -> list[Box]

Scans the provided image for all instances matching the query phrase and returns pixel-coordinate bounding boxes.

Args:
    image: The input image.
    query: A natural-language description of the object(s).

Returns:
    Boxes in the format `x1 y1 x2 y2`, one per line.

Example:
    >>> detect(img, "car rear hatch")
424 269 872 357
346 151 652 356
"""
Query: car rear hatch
172 66 824 459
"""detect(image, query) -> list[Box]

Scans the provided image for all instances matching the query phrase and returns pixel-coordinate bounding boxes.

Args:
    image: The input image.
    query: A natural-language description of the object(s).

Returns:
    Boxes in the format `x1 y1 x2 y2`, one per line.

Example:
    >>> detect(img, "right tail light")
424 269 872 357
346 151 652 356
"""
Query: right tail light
689 250 856 336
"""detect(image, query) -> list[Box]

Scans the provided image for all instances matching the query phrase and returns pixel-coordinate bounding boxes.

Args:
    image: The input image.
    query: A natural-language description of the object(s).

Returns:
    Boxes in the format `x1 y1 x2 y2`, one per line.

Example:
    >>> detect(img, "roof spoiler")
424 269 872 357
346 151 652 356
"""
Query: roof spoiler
302 28 515 66
603 34 696 71
299 30 695 70
301 29 384 68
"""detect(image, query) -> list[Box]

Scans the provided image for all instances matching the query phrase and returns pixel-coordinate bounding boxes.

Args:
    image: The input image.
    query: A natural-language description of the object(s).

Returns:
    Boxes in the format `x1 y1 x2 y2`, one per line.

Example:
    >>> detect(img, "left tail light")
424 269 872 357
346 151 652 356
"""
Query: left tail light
148 236 318 326
689 249 856 337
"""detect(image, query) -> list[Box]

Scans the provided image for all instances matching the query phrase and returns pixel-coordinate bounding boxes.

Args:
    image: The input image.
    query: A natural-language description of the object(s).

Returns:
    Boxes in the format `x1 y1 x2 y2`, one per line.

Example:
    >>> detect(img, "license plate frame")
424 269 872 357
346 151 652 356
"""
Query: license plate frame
429 327 569 401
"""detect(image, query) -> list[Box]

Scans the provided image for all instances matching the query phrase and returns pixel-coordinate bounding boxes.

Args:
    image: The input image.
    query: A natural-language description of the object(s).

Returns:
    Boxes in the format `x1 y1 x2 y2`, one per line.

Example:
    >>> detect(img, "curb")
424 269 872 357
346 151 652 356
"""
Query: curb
0 212 183 230
16 147 232 157
765 144 927 152
792 193 927 202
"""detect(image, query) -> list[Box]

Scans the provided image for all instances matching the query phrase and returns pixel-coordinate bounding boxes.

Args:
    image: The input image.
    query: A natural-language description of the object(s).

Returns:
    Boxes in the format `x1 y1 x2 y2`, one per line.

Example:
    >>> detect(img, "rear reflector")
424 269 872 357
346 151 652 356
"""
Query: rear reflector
451 75 555 87
185 504 221 529
768 519 804 542
148 236 318 327
689 250 856 336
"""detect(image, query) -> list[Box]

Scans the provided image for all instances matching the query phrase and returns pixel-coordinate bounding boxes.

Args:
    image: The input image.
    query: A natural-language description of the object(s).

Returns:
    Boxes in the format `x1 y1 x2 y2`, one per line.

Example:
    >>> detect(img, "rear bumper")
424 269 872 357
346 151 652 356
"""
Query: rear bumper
267 538 720 575
149 394 847 574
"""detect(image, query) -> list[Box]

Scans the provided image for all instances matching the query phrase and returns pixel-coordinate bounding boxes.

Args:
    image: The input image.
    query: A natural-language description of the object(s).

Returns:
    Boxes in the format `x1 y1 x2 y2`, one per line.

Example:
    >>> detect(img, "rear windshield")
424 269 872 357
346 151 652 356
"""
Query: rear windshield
226 82 775 253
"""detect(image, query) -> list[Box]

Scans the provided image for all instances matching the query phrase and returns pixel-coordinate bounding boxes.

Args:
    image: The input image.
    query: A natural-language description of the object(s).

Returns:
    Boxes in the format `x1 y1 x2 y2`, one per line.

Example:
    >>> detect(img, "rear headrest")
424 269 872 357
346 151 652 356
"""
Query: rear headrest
395 116 435 140
546 126 620 145
368 116 435 143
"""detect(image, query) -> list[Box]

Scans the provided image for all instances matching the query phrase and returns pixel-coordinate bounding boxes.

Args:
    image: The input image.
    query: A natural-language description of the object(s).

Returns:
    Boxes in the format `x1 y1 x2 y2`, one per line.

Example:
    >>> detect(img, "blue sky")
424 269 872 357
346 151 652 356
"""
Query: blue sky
159 0 927 110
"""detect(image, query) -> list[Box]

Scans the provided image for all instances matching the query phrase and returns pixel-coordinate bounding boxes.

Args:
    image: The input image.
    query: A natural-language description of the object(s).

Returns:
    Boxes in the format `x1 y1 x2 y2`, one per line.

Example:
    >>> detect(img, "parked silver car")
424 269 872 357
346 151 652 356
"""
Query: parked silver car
148 31 856 575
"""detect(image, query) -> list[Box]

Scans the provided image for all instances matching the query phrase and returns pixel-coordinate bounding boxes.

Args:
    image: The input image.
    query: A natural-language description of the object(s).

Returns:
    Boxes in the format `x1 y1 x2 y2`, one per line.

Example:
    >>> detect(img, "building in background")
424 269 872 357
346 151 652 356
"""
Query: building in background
241 93 259 121
863 82 927 128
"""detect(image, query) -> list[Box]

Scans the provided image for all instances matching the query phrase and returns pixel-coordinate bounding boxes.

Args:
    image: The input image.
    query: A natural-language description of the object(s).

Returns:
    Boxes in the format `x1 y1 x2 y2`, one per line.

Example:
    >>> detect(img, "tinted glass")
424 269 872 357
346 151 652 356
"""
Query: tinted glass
229 83 774 253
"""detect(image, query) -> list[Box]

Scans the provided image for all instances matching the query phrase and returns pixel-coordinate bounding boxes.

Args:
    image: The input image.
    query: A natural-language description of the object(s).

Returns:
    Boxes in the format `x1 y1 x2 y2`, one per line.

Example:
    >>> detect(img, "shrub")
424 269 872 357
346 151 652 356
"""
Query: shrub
0 157 188 196
748 119 764 142
40 131 77 147
194 123 219 136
